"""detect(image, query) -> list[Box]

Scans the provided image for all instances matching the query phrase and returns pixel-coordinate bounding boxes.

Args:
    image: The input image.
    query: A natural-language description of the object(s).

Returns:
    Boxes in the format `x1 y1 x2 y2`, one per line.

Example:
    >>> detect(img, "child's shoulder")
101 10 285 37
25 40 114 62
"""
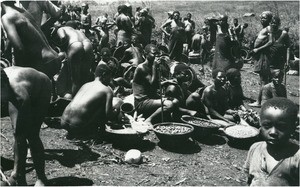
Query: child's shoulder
249 141 266 152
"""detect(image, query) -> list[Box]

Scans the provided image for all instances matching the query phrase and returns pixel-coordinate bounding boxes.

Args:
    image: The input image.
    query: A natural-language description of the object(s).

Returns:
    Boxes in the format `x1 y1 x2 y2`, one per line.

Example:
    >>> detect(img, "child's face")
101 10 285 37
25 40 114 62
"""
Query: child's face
260 106 294 146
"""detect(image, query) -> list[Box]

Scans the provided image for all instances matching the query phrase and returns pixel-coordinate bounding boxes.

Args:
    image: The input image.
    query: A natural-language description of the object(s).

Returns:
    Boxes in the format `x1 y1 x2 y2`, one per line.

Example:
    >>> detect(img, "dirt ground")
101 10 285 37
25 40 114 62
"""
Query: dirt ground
1 63 299 186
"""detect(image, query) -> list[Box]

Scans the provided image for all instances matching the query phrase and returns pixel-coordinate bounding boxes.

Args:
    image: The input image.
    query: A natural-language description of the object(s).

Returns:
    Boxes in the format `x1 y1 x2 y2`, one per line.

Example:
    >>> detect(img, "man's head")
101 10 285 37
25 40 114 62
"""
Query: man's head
94 63 112 86
100 48 111 62
270 69 283 86
260 11 273 27
260 98 298 147
123 38 131 48
131 34 139 45
270 16 281 31
173 11 180 21
233 18 238 25
218 15 228 27
144 44 160 62
226 68 241 86
173 63 190 83
81 3 88 13
186 13 192 20
202 25 209 33
212 69 226 86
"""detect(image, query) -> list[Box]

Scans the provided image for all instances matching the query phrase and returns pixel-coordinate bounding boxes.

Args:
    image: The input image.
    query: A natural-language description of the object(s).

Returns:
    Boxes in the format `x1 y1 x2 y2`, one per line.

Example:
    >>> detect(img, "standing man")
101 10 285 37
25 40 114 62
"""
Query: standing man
248 11 274 107
1 1 64 78
183 13 195 49
135 8 155 46
80 3 91 31
52 26 94 98
212 15 240 71
161 11 185 60
116 5 133 47
1 67 52 186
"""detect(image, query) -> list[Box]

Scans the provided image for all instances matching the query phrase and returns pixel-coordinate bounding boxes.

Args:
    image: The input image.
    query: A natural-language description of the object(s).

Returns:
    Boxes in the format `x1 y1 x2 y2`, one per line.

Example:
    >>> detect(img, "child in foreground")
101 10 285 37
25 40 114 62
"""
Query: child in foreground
243 97 299 186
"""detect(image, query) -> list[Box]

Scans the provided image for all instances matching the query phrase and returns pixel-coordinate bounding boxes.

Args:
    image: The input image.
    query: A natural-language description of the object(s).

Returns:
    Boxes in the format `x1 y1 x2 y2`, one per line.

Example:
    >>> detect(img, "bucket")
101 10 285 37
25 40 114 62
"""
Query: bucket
188 51 201 64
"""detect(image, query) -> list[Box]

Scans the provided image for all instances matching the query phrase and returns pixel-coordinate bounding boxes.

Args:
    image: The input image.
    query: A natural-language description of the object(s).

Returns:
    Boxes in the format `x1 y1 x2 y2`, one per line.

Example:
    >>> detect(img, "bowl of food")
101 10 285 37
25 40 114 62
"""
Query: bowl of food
153 122 194 145
105 124 148 147
224 125 259 147
181 115 221 139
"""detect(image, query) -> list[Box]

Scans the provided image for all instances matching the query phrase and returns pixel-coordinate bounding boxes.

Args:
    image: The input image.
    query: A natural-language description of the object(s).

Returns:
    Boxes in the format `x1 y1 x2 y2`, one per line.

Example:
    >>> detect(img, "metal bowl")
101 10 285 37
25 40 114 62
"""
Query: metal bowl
181 115 221 139
153 122 194 145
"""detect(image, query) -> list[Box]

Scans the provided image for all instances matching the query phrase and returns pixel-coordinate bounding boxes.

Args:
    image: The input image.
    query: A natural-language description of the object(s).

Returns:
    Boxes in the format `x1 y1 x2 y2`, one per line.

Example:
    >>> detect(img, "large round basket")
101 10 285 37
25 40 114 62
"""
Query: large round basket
105 124 147 147
153 122 194 146
224 125 259 147
181 115 221 139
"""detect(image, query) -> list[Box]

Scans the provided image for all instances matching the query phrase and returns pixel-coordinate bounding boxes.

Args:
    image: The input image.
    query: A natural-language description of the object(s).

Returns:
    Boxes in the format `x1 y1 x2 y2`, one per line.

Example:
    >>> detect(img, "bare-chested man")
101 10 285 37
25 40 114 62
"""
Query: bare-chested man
61 63 118 139
52 26 94 97
119 34 144 68
1 66 51 186
249 13 290 108
132 44 175 124
116 5 133 47
201 69 237 125
1 1 64 78
80 3 91 30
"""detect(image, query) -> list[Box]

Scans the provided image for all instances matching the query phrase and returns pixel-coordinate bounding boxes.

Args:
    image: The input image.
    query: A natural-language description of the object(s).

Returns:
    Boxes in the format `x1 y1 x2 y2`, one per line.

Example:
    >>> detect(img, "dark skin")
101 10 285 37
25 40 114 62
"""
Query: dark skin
260 107 297 171
132 46 173 123
1 2 63 78
61 66 118 138
1 67 51 186
54 26 94 97
202 72 236 125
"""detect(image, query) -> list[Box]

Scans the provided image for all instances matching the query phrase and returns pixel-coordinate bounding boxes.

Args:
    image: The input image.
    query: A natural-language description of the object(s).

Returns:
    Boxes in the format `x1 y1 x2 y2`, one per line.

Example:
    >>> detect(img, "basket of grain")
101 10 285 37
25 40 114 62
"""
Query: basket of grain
181 115 221 139
224 125 259 146
153 122 194 145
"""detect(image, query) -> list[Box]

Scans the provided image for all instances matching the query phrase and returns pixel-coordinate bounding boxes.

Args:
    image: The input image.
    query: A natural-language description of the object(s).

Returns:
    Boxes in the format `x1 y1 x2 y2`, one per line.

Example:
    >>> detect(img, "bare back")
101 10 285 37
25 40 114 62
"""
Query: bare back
4 66 51 105
61 80 112 127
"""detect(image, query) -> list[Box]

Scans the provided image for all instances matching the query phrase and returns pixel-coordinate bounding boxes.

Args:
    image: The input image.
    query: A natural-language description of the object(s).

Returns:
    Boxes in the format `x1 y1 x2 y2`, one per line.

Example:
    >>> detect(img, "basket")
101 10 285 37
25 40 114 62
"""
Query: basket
105 124 147 146
224 125 259 146
153 122 194 145
181 115 221 139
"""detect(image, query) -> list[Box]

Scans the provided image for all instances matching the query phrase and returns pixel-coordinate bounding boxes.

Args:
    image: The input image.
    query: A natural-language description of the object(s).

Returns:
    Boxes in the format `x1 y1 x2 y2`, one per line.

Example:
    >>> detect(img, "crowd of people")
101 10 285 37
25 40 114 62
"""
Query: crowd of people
0 1 299 186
